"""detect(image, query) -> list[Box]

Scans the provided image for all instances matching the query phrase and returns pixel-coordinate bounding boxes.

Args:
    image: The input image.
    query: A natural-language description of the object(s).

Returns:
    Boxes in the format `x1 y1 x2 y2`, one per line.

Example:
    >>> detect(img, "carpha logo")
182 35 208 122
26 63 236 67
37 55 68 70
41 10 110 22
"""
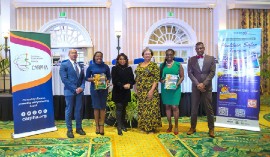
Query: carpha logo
13 53 31 71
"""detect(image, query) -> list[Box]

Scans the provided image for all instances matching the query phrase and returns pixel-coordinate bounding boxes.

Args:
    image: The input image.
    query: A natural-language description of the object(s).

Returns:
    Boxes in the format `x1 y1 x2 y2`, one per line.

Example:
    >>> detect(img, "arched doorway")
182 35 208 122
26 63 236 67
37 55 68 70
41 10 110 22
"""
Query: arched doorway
39 18 93 64
144 18 197 63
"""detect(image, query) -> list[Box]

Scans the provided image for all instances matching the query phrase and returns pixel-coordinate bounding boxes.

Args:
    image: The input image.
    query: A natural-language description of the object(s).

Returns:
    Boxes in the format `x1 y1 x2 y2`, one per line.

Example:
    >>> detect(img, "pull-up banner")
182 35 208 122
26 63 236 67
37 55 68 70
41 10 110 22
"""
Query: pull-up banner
215 29 261 131
10 31 57 138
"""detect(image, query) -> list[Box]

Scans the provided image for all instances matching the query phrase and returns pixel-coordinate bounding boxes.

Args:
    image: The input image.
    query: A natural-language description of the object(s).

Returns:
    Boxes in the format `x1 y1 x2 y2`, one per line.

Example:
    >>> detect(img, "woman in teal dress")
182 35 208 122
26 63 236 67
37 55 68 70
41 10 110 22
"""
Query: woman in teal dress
135 48 162 133
160 49 184 135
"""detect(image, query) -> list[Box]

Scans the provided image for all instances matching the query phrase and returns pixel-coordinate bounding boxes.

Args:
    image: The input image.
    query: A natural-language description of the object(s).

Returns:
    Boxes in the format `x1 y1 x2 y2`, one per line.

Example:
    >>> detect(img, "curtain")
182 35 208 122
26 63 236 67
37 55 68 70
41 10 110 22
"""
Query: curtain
242 9 270 95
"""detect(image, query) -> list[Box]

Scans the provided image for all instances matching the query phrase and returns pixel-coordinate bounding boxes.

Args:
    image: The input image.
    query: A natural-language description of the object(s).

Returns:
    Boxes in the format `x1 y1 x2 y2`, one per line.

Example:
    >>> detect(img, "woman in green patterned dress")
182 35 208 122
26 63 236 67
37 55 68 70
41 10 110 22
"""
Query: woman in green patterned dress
160 49 184 135
134 48 162 133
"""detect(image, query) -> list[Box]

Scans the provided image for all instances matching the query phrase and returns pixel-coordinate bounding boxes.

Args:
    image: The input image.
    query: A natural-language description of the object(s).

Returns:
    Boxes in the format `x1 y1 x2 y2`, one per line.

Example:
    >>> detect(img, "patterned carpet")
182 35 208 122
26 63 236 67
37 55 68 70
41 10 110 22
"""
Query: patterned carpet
0 105 270 157
158 128 270 157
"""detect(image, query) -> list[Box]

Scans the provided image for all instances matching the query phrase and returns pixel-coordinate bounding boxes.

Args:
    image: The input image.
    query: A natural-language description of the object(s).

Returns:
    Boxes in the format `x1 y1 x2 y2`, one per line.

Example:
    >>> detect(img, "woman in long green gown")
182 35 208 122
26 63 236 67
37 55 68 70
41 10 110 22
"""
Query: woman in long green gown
160 49 184 135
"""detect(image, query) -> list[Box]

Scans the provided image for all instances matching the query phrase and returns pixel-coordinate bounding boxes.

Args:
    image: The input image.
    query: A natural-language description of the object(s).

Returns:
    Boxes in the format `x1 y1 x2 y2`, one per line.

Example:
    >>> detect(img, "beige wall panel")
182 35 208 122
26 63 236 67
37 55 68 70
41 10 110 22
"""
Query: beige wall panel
16 7 110 63
125 8 214 61
227 9 242 29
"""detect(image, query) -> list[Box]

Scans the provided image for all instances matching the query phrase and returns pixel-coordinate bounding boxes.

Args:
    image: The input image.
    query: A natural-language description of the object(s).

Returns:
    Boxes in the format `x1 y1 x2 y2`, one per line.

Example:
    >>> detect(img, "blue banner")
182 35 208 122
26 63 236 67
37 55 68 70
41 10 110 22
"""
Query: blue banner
10 31 57 138
215 29 261 131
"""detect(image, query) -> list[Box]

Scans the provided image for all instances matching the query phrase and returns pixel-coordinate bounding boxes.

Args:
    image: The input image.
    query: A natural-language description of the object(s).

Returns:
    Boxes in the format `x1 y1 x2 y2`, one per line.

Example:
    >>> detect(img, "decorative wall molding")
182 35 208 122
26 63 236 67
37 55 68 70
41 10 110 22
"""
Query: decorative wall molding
227 0 270 9
13 0 111 8
125 0 216 8
125 0 270 9
13 0 269 9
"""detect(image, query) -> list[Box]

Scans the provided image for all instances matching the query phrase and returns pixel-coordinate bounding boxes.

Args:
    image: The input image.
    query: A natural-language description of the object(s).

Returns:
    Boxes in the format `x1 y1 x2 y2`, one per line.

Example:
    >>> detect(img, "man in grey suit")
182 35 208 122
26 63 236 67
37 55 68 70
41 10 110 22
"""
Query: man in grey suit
187 42 216 138
59 49 86 138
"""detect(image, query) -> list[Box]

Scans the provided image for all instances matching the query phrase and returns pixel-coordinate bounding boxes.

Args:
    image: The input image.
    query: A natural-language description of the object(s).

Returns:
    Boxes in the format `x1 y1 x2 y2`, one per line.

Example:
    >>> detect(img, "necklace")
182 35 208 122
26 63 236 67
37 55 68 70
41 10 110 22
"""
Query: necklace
166 61 173 66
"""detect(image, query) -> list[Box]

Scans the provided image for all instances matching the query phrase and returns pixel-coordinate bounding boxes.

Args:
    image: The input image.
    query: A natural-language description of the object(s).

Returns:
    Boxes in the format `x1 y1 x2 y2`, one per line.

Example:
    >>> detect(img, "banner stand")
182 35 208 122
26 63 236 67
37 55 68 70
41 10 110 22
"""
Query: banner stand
215 117 260 131
13 127 57 139
215 28 261 132
10 31 57 138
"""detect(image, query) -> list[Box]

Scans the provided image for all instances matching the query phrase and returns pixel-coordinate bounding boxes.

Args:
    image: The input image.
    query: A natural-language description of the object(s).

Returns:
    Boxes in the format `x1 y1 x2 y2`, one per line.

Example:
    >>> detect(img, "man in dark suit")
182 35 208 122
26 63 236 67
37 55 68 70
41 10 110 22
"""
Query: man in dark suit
59 49 86 138
187 42 216 138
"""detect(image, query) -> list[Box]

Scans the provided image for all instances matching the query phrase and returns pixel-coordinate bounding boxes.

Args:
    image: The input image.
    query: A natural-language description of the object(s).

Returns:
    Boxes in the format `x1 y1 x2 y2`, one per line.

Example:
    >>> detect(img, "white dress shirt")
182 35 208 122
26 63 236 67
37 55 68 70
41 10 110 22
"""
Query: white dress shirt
197 54 205 71
69 59 81 74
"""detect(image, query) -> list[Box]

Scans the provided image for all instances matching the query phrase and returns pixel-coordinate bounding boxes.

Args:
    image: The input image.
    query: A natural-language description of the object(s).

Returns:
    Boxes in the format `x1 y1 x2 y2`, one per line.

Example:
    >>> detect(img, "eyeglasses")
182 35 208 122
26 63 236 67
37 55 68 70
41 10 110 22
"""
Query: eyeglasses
166 54 174 56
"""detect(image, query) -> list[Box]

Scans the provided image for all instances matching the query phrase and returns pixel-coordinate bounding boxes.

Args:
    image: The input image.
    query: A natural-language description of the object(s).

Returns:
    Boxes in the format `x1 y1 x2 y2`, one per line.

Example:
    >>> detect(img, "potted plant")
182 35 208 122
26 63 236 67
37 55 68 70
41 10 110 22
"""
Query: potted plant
125 92 138 127
106 91 138 127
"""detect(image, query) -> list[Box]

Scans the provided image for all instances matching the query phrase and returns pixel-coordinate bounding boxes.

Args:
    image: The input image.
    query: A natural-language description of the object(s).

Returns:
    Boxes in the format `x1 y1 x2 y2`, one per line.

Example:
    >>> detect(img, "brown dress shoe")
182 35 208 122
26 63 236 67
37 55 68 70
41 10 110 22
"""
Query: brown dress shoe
209 129 215 138
187 128 196 135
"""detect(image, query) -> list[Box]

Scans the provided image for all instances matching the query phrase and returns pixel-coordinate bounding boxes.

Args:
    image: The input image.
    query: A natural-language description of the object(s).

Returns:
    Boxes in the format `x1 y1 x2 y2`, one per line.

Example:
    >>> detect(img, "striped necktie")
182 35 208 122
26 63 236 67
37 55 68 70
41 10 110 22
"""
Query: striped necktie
74 62 80 78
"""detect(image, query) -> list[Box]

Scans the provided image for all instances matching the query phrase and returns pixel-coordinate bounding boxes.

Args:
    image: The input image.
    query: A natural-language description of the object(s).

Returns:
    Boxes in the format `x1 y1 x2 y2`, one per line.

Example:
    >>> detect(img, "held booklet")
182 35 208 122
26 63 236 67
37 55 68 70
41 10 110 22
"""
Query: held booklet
93 73 107 90
164 74 178 90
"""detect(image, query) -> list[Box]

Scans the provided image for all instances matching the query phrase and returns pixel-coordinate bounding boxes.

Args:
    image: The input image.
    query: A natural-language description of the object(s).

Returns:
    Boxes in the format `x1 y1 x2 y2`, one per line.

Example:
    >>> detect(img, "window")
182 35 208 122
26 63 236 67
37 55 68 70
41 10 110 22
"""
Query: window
51 48 86 65
77 50 84 63
144 18 197 63
40 19 93 65
153 48 191 63
149 25 190 45
49 24 88 48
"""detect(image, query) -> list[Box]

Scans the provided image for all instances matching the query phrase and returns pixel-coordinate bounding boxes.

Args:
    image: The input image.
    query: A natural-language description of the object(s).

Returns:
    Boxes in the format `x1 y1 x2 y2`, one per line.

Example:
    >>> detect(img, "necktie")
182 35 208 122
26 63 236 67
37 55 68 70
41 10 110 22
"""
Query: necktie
74 62 80 78
197 55 203 59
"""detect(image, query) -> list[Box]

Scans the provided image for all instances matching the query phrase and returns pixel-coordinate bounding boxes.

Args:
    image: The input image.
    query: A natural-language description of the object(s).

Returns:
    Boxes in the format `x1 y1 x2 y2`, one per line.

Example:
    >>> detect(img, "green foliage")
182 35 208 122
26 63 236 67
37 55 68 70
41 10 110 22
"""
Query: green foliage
260 94 270 106
106 92 116 120
0 45 10 75
0 57 10 74
259 53 270 79
126 92 138 127
106 91 138 127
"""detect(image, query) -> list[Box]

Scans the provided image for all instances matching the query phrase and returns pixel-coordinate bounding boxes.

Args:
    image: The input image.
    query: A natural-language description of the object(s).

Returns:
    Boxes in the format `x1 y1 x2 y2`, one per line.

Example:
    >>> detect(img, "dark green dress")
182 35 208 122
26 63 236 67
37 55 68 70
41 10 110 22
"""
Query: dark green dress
160 61 181 106
135 62 162 132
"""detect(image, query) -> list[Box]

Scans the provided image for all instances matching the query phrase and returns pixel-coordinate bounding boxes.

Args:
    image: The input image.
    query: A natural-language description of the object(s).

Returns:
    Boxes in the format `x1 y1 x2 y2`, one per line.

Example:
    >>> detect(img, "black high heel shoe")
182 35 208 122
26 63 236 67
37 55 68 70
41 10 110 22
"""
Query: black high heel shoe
99 124 104 136
121 126 127 132
95 125 100 135
117 127 123 136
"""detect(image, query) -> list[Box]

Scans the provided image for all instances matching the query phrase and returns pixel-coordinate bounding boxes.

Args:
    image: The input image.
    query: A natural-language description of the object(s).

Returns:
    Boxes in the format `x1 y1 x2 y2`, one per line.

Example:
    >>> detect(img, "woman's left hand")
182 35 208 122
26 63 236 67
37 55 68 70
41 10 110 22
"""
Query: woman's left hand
106 80 110 87
147 90 154 100
123 84 130 89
